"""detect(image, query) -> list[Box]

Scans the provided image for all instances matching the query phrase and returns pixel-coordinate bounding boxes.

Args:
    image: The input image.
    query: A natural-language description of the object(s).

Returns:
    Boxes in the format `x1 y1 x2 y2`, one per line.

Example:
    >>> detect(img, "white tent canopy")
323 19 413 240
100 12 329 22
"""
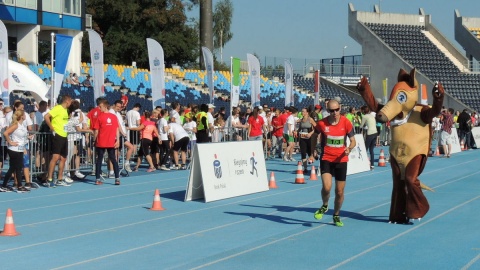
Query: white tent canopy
7 60 49 102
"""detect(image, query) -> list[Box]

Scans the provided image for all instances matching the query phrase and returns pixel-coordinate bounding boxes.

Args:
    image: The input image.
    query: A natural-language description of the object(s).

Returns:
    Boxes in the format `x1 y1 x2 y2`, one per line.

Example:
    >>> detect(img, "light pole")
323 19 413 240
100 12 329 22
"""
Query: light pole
343 45 347 57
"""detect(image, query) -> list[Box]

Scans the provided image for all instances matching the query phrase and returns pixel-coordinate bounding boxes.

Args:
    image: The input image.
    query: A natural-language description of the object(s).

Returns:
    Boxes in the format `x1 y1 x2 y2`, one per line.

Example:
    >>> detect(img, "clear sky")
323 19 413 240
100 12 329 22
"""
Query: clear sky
188 0 480 63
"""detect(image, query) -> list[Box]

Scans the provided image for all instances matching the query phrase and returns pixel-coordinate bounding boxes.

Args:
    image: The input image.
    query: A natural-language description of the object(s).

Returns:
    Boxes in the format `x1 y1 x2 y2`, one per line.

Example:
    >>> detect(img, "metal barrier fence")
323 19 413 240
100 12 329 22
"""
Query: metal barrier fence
29 131 95 182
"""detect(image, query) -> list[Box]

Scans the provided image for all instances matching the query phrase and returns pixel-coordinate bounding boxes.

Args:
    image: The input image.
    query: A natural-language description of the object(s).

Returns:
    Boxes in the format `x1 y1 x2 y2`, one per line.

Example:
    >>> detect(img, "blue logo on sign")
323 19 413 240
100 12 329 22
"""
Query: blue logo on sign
286 73 290 80
94 51 100 60
153 57 160 66
12 73 20 83
213 154 222 179
0 41 2 50
252 69 257 76
207 64 212 71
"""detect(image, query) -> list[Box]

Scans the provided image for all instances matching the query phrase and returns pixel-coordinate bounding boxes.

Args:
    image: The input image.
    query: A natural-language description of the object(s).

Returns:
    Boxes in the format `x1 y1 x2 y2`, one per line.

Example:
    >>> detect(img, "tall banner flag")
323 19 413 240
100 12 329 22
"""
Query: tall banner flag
247 53 261 108
0 21 9 106
382 78 388 104
230 57 240 107
87 29 104 101
202 47 215 104
53 34 73 104
420 84 428 105
284 59 293 107
314 70 320 106
147 38 165 108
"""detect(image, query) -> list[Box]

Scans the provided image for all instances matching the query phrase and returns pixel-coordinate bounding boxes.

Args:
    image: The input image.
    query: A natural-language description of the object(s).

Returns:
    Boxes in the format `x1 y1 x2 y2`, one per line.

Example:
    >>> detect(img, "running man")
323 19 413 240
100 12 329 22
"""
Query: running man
313 99 356 227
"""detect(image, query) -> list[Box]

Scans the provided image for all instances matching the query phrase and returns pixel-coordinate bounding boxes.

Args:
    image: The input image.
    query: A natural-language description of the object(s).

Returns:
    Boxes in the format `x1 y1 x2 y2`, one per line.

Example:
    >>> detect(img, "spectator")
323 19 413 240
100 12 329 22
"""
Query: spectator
82 75 92 87
44 94 73 187
168 115 190 170
440 108 454 158
457 109 472 150
126 103 141 154
121 92 129 110
1 110 33 192
93 99 120 185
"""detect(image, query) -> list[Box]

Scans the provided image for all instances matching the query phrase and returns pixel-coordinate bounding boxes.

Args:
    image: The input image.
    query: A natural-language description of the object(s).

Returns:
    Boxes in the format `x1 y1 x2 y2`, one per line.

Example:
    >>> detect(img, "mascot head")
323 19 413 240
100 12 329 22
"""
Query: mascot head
376 68 418 123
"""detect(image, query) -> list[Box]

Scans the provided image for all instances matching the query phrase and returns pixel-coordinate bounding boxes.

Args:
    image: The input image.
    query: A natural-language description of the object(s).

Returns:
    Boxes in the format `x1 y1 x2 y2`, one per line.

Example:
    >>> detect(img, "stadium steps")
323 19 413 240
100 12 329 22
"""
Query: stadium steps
422 30 468 72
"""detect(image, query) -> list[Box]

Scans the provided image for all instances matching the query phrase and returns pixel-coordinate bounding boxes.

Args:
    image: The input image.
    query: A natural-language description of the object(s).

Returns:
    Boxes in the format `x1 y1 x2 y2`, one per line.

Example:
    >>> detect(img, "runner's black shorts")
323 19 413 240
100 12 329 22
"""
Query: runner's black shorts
320 160 347 181
51 134 68 158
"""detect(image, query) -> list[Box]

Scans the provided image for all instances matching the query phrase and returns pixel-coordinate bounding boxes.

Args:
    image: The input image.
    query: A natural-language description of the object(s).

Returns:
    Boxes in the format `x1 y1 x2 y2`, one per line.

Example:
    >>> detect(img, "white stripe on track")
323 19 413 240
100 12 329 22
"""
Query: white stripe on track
328 195 480 270
48 182 390 269
462 253 480 270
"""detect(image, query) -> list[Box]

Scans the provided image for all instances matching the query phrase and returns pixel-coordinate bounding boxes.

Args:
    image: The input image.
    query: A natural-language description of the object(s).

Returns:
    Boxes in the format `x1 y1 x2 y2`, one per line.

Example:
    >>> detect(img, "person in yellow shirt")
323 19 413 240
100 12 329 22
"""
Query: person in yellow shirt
44 95 72 187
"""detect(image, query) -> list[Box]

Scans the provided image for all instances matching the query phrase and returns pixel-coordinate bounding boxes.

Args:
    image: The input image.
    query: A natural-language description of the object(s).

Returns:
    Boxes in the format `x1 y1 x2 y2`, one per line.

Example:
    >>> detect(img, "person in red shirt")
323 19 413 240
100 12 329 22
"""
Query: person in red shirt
271 108 284 158
313 99 356 227
247 107 265 140
87 97 106 175
93 99 120 185
121 92 129 111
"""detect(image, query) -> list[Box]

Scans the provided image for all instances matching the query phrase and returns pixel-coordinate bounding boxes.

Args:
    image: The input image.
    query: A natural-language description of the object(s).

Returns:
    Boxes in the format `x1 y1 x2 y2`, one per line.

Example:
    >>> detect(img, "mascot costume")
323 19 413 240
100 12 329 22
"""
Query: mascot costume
356 68 444 224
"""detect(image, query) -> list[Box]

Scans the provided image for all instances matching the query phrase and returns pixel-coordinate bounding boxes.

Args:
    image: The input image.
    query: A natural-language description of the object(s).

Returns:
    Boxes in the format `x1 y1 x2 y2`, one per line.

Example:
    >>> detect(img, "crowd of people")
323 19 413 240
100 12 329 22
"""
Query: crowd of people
0 94 477 197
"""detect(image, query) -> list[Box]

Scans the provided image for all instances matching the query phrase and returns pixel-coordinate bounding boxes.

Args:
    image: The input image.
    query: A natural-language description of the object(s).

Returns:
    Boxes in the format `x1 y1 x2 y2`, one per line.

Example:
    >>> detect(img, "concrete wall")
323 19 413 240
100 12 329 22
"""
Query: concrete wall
348 3 470 111
454 10 480 62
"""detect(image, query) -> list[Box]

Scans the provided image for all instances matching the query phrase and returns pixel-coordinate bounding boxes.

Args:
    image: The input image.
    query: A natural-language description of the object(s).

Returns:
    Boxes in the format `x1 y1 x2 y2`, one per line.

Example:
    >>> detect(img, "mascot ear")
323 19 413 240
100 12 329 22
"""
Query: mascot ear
397 69 409 83
408 68 416 88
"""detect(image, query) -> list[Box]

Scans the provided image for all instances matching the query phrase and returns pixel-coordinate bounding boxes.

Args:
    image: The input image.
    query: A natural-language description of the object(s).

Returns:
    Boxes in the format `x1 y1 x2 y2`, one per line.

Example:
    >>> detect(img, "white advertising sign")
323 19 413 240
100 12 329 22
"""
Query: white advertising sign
472 127 480 148
185 141 269 202
346 134 371 175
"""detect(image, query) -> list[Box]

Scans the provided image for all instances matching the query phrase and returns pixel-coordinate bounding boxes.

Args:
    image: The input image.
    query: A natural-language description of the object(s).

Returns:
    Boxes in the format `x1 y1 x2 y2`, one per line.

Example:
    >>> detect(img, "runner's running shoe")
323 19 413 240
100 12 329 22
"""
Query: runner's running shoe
314 205 328 220
333 215 344 227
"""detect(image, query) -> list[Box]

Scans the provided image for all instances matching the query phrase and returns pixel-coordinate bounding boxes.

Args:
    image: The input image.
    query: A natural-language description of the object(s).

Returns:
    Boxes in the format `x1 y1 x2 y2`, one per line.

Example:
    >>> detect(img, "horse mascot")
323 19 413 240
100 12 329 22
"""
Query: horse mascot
356 68 444 224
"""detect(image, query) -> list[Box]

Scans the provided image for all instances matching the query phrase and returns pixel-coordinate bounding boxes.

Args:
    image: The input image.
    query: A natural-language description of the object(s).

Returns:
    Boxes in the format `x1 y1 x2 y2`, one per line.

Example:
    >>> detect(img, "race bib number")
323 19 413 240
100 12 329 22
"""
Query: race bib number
326 135 345 148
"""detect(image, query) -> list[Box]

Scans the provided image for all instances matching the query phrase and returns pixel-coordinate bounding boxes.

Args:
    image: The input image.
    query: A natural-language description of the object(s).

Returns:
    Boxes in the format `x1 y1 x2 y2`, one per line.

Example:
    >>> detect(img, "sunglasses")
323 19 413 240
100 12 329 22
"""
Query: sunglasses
0 103 3 106
328 108 340 113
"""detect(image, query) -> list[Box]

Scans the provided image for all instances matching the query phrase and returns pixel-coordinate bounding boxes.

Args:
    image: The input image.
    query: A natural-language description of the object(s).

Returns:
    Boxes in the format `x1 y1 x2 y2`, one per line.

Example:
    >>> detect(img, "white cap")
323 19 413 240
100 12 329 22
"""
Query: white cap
207 103 215 109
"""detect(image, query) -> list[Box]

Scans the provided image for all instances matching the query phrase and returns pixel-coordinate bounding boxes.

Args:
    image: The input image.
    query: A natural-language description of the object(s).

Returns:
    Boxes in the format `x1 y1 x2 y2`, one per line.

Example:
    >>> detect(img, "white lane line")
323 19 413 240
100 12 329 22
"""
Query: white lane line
462 253 480 270
0 175 187 203
49 183 391 269
13 185 184 213
328 195 480 270
189 202 390 270
0 182 320 253
188 170 480 269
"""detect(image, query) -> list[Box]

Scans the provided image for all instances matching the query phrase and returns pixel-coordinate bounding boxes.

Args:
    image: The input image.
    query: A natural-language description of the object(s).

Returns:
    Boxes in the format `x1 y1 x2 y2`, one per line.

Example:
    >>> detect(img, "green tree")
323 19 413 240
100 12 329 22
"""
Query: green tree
213 0 233 63
83 0 199 67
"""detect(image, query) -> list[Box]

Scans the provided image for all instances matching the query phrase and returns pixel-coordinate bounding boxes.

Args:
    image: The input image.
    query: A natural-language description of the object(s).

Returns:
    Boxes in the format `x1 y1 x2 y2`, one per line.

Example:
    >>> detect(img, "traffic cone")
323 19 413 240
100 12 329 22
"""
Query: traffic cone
149 189 165 211
378 149 386 167
0 209 20 236
434 146 440 156
461 140 466 151
295 161 305 184
310 166 318 180
269 172 278 189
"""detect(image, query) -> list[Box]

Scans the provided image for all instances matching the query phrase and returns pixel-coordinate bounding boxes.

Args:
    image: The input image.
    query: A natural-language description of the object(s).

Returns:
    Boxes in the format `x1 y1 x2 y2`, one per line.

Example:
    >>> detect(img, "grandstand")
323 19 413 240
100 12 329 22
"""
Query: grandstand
24 62 364 114
349 4 479 112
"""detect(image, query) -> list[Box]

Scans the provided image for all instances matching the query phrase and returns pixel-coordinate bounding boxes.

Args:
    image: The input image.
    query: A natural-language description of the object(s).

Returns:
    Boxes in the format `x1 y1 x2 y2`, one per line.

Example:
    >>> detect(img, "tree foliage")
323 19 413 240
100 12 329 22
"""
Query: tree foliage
212 0 233 58
83 0 199 68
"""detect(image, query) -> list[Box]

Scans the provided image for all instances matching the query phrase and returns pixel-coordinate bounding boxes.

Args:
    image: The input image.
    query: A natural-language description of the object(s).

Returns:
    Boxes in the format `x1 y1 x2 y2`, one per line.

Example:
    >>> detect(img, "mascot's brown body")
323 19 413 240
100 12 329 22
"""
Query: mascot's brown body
356 69 444 224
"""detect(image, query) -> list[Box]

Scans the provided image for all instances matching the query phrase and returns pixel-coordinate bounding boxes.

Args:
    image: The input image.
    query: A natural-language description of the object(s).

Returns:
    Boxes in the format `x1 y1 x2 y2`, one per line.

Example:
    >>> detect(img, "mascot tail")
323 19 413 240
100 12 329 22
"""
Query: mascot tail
420 181 435 192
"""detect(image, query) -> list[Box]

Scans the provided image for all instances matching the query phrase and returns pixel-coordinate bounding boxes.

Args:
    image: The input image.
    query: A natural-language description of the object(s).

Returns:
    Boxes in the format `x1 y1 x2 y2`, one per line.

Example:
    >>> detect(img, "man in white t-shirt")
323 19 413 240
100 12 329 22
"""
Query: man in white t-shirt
157 109 170 170
126 103 141 155
169 101 182 125
283 106 297 161
207 103 215 142
111 100 135 172
33 101 49 131
168 116 190 170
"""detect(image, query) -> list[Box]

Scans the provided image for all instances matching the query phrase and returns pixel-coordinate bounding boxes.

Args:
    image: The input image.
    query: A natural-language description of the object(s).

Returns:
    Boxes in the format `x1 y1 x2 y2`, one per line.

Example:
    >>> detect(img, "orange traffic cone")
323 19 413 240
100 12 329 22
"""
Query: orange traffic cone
269 172 278 189
149 189 165 211
378 149 386 167
434 146 440 156
295 161 305 184
461 140 466 151
0 209 20 236
310 166 318 180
